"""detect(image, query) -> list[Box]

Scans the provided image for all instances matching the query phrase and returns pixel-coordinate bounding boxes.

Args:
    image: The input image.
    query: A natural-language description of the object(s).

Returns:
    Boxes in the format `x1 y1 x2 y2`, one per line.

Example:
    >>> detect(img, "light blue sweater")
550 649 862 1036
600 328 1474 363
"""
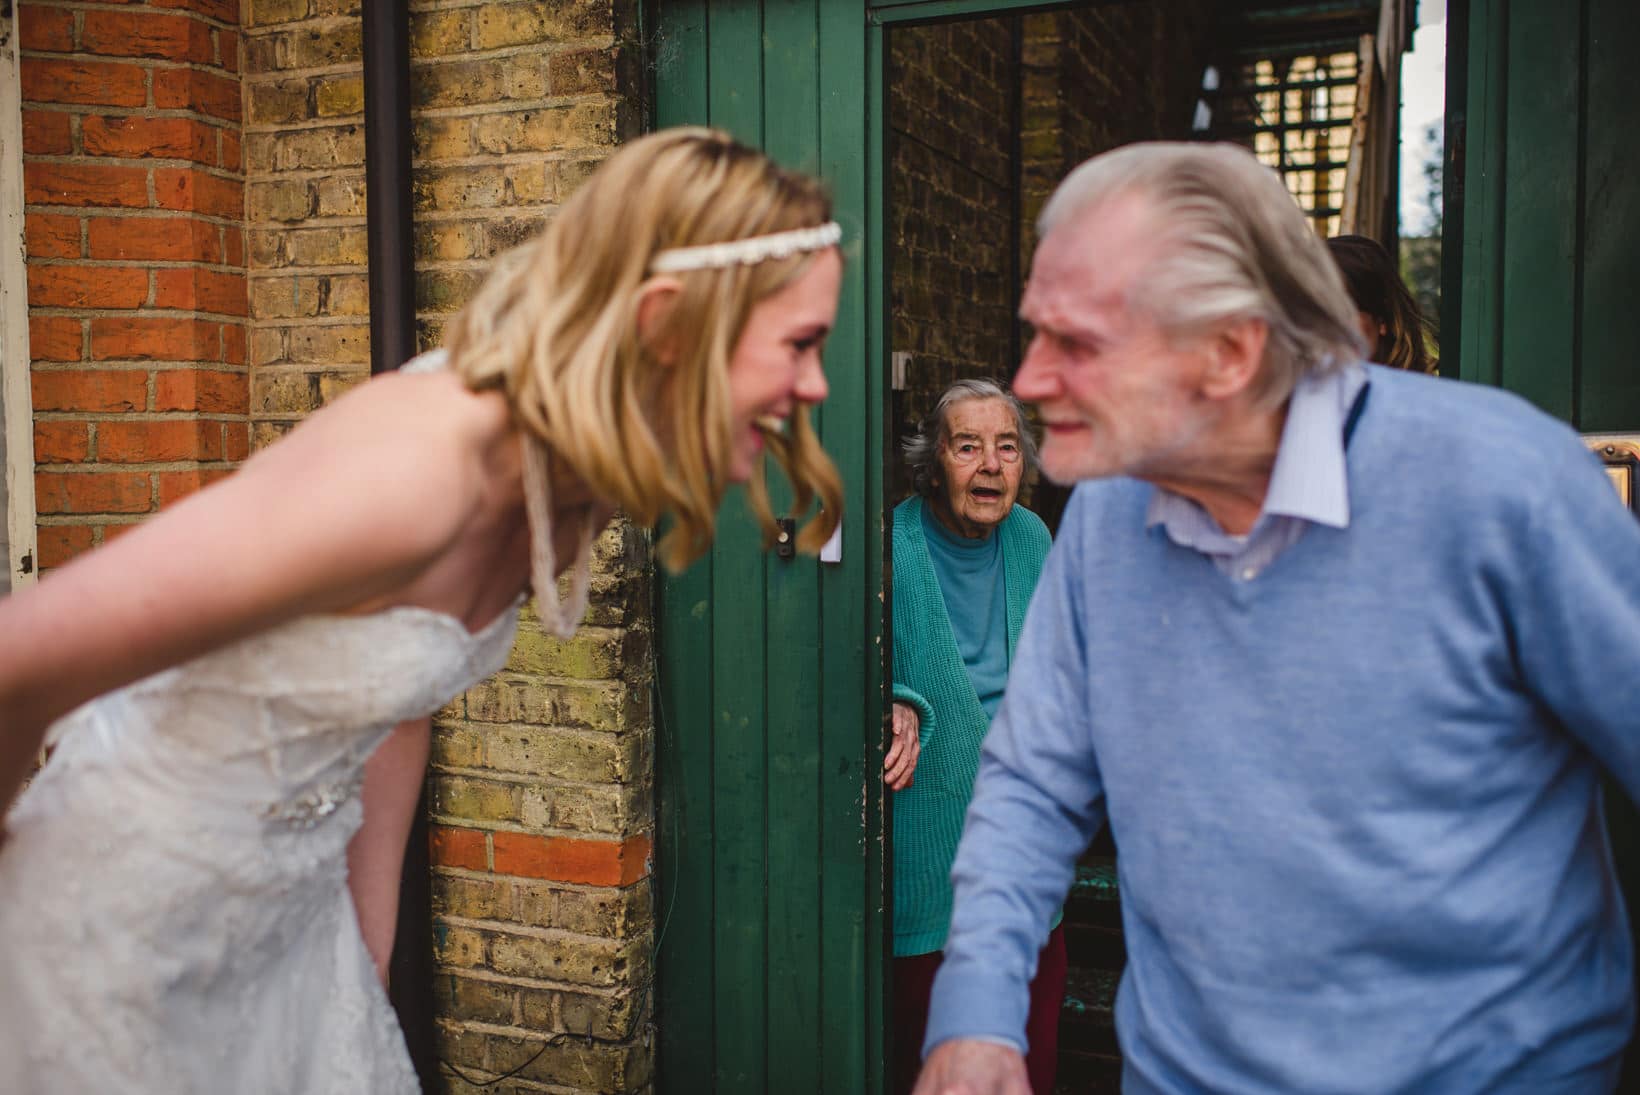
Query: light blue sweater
927 367 1640 1093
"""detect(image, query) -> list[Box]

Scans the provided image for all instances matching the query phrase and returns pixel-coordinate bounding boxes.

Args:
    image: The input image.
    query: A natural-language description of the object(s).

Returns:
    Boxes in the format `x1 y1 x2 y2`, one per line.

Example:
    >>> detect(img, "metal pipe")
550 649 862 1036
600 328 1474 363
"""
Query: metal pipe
362 4 437 1092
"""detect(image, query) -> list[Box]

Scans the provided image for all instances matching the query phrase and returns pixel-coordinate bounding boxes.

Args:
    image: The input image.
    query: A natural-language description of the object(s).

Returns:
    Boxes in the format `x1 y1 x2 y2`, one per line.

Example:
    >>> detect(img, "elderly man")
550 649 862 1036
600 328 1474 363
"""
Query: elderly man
915 142 1640 1095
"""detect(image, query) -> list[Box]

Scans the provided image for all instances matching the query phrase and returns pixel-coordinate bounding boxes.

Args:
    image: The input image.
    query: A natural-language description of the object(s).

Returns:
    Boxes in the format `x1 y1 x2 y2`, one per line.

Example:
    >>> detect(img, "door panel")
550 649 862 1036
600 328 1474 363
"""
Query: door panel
653 3 889 1091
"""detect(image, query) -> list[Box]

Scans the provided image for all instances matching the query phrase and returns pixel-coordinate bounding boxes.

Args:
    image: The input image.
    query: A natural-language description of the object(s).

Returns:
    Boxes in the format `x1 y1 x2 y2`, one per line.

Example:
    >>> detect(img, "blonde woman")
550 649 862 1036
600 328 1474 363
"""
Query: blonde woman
0 127 842 1093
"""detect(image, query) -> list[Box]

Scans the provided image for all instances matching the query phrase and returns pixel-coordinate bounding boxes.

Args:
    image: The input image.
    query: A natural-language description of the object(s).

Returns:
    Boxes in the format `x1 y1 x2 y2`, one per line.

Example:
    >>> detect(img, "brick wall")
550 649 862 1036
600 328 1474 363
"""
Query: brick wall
887 16 1018 504
243 2 654 1091
19 0 247 570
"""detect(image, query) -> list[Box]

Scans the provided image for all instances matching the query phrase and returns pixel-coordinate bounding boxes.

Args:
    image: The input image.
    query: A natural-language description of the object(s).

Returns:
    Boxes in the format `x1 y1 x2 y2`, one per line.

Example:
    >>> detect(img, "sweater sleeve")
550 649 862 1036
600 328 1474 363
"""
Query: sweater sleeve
891 683 936 741
924 492 1108 1055
1510 441 1640 804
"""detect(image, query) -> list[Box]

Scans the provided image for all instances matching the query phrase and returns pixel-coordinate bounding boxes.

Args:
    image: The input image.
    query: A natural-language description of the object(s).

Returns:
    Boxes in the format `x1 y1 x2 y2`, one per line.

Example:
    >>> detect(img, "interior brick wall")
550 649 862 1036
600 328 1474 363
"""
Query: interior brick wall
19 0 247 570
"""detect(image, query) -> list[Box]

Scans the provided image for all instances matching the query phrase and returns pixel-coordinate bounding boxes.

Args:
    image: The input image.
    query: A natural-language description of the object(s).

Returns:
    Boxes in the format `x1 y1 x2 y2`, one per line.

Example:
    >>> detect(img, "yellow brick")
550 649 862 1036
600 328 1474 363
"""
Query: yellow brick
411 10 470 58
247 79 311 125
519 783 631 835
322 273 369 316
431 872 515 922
431 724 484 768
265 127 365 171
485 727 632 782
507 625 626 680
289 22 362 67
471 1 608 48
313 174 365 217
487 931 629 988
412 116 473 161
245 0 311 27
249 326 287 367
415 220 486 263
249 276 312 319
287 225 368 266
436 975 517 1026
414 268 486 313
431 923 486 968
250 421 291 451
246 179 312 223
471 102 613 157
314 75 363 118
286 322 368 364
433 774 522 824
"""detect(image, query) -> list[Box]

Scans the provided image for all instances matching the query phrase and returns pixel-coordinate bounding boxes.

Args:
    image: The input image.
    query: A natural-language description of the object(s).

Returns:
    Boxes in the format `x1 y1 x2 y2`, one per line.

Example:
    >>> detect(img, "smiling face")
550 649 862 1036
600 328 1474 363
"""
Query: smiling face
723 248 842 483
1012 195 1221 486
928 397 1024 540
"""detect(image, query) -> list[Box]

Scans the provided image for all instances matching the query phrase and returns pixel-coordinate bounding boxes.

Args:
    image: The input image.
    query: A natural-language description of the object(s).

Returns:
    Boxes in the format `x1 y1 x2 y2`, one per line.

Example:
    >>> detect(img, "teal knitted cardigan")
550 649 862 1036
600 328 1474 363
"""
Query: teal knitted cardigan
891 494 1053 957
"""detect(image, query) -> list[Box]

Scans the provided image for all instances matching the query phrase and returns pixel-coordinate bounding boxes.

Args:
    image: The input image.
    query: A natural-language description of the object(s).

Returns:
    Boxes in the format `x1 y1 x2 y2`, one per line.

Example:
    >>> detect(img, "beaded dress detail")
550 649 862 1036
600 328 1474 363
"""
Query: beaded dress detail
0 351 545 1093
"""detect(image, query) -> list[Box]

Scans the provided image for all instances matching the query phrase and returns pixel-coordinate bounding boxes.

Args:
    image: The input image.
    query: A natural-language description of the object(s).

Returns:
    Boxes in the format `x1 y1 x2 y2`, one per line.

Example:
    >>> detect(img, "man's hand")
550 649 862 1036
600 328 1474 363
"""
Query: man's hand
912 1039 1029 1095
885 701 922 790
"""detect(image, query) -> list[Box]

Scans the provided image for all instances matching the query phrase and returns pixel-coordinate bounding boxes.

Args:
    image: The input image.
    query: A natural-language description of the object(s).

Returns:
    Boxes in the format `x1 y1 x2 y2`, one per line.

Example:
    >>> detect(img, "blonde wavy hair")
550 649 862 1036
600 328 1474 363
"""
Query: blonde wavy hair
443 127 843 570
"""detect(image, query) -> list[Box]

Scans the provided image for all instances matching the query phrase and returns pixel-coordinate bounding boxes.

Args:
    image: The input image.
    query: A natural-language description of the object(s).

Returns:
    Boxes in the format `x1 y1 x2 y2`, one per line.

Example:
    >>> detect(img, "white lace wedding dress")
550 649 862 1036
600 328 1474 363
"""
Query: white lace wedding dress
0 601 522 1092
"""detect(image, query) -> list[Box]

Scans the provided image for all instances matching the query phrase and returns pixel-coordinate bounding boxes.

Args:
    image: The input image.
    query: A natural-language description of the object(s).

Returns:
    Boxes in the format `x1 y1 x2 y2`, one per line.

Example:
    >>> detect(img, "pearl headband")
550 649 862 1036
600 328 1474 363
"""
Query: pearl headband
649 221 842 274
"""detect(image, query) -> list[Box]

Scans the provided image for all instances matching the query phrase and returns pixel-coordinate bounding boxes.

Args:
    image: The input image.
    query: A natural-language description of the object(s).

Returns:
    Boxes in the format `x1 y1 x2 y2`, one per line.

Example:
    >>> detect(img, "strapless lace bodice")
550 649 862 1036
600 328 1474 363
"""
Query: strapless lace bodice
0 600 520 1093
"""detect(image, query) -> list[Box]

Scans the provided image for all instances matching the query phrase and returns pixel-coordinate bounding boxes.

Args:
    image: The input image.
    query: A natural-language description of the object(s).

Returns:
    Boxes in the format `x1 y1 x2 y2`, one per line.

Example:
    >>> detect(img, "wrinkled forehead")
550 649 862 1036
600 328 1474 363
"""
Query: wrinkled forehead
941 396 1020 439
1024 194 1163 323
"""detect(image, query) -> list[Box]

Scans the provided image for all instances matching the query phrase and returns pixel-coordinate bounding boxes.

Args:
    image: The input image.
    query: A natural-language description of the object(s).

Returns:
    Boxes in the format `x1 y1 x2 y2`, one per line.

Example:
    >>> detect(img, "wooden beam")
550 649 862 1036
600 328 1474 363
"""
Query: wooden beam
1 8 38 593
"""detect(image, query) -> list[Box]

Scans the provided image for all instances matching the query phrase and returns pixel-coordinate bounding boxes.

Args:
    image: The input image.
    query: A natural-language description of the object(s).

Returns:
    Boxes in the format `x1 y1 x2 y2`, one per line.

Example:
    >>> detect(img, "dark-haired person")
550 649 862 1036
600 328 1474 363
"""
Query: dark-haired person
1327 232 1437 373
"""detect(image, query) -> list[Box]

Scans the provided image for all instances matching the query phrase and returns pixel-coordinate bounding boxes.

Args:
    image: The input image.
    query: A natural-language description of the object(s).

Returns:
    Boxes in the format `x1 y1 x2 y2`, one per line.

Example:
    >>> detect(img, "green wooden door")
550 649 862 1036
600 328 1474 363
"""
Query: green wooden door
652 3 889 1091
1446 0 1640 427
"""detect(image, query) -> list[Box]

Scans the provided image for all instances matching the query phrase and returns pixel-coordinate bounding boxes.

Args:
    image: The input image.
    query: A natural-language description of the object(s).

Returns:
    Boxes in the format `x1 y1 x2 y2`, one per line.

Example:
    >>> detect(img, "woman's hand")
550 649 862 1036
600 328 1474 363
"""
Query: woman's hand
885 701 922 790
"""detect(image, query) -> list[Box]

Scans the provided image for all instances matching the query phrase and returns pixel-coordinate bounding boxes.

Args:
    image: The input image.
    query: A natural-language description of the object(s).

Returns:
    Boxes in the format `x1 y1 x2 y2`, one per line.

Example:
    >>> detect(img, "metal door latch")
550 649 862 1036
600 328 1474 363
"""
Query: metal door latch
775 517 796 559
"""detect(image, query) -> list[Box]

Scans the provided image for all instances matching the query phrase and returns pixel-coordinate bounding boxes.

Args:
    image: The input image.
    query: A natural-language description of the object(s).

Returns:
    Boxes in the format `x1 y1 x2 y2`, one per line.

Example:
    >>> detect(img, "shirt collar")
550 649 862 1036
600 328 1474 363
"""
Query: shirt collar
1145 361 1369 533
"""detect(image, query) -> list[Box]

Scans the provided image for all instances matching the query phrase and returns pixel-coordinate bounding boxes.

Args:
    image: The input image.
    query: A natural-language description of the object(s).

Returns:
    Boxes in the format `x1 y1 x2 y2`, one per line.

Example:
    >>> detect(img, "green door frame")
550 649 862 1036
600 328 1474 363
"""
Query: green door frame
651 2 1081 1091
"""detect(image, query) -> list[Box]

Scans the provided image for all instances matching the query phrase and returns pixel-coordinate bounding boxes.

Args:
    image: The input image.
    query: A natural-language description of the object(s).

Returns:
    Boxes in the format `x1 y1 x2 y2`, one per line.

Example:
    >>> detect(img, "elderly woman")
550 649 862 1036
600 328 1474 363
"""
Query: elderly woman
886 378 1062 1095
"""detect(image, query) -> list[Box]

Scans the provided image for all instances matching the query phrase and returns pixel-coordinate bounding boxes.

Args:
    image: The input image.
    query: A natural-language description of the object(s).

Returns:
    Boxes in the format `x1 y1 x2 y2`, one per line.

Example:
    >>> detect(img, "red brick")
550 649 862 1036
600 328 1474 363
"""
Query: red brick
82 11 215 64
220 322 246 365
154 168 242 219
34 421 91 464
156 368 249 413
37 525 96 570
88 215 221 263
29 316 82 361
27 265 148 309
21 110 73 155
216 28 241 73
26 214 80 260
430 826 489 871
154 0 241 24
32 369 147 412
491 832 652 887
83 116 217 164
36 471 152 515
157 468 231 507
154 267 247 316
20 59 147 108
18 6 75 52
219 129 242 171
224 421 249 461
99 419 222 463
153 68 241 123
91 316 218 362
25 162 149 208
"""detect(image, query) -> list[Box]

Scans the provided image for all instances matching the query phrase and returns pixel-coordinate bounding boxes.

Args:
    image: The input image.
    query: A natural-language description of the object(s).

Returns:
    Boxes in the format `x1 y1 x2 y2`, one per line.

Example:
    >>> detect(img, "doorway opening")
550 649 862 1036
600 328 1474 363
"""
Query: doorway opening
880 2 1409 1089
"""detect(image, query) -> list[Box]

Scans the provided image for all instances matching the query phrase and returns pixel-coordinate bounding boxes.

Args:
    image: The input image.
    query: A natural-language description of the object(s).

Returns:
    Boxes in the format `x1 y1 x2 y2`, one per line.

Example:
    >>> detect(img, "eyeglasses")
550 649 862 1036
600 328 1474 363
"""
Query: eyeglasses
947 438 1022 465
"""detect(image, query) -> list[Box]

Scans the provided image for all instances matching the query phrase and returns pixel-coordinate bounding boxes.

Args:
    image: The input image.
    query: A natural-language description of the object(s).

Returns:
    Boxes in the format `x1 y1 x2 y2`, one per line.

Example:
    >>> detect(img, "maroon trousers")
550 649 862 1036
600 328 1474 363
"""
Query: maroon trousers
892 924 1068 1095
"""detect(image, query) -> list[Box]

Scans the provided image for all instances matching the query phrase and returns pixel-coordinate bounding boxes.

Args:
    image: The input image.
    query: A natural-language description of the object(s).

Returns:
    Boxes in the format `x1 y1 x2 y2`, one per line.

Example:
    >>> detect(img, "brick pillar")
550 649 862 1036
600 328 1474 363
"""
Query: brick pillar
244 3 654 1091
412 7 654 1090
19 0 247 571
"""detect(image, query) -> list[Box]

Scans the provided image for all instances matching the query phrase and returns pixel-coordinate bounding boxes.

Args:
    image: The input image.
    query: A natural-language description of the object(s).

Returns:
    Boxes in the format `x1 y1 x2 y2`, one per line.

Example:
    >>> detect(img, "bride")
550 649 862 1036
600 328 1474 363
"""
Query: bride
0 127 843 1092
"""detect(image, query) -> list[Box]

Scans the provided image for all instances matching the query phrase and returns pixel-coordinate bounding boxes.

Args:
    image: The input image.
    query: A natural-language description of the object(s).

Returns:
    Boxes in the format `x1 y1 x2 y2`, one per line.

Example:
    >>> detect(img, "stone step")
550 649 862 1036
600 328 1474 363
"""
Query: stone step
1056 963 1122 1093
1063 857 1125 971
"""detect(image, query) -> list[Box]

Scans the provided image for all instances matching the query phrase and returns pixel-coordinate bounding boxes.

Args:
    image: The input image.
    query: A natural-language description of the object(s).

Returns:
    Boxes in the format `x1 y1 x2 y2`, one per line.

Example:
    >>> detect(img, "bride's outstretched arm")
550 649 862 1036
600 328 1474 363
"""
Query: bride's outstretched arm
0 371 485 815
348 717 434 986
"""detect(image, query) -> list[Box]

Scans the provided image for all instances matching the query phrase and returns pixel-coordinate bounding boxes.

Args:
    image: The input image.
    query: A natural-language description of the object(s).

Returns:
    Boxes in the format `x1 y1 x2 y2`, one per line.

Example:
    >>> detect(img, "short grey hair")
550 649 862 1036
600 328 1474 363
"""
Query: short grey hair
902 378 1040 499
1038 141 1366 406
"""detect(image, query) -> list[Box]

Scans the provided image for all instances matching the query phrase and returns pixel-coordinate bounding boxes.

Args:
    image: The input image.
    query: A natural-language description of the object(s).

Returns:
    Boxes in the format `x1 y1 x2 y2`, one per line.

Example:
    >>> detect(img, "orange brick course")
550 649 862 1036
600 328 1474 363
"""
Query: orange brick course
20 0 248 569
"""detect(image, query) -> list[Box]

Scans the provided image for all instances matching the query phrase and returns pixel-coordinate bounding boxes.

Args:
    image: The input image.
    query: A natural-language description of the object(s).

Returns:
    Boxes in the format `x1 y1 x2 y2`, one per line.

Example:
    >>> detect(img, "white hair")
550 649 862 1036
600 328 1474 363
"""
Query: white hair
1039 141 1366 405
902 378 1039 499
